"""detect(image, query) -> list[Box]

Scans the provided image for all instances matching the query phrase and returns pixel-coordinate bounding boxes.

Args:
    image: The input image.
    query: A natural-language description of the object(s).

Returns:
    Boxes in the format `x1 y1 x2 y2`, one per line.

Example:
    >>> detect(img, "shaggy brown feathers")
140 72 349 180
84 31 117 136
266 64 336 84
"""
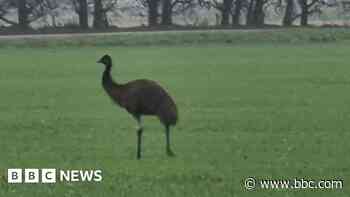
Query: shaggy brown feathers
97 54 178 159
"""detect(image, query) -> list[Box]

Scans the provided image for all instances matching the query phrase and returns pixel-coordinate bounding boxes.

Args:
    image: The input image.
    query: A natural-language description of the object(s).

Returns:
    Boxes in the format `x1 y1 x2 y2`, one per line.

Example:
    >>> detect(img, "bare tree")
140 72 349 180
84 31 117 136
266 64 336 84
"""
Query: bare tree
222 0 233 25
148 0 160 26
93 0 117 29
0 0 17 26
203 0 233 25
232 0 243 25
21 0 58 28
71 0 89 28
277 0 333 26
298 0 324 26
135 0 161 26
161 0 172 25
254 0 265 25
202 0 245 26
160 0 196 26
246 0 269 26
42 0 60 27
0 0 57 29
282 0 295 26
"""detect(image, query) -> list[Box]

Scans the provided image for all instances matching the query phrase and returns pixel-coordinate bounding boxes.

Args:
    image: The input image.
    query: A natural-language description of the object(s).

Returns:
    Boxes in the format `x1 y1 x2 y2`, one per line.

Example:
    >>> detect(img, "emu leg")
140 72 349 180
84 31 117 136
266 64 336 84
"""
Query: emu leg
137 128 143 159
135 116 143 159
165 125 175 157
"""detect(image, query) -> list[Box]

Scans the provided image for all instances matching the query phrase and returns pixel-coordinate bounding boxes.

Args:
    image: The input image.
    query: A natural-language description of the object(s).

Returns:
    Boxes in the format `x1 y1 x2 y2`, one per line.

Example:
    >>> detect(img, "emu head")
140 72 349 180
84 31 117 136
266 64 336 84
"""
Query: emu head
97 54 112 66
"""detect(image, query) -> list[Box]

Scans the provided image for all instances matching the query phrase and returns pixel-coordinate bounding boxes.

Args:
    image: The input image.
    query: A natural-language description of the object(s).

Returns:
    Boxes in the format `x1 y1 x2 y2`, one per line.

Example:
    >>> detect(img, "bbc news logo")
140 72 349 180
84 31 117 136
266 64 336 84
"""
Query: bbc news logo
7 169 102 184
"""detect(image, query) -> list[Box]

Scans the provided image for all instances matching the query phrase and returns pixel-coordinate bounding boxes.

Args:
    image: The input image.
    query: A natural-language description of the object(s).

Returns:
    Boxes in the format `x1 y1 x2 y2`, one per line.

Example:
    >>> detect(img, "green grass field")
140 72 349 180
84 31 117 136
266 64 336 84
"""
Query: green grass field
0 37 350 196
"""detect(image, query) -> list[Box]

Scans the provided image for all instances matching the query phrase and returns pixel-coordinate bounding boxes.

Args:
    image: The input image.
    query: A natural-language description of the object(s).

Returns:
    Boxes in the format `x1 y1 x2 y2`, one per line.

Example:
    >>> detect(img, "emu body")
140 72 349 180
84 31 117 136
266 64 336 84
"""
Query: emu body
98 55 178 159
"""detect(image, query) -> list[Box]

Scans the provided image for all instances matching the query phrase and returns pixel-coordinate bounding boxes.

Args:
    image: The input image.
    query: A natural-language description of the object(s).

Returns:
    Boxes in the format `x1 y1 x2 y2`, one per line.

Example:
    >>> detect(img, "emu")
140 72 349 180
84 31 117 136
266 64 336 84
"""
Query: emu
97 55 178 159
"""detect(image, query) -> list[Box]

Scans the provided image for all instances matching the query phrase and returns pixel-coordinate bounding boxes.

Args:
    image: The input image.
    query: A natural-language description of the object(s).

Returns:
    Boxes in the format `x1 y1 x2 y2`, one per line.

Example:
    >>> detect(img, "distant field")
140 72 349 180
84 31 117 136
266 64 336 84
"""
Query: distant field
0 42 349 196
1 28 350 48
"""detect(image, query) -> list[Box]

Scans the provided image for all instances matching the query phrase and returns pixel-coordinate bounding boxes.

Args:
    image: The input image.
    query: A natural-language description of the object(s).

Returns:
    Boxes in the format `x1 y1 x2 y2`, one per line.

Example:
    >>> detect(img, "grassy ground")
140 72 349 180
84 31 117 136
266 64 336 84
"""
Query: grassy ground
0 41 349 196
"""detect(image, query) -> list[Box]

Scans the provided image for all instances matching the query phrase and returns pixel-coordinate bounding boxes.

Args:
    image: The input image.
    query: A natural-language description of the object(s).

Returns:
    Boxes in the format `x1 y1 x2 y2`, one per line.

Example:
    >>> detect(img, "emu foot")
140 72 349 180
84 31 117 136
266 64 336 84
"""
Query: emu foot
167 149 176 157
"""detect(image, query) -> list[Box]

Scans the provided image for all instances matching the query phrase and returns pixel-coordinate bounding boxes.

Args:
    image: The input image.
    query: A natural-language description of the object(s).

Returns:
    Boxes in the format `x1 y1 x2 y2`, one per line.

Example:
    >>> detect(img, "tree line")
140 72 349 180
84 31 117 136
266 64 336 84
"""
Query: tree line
0 0 339 30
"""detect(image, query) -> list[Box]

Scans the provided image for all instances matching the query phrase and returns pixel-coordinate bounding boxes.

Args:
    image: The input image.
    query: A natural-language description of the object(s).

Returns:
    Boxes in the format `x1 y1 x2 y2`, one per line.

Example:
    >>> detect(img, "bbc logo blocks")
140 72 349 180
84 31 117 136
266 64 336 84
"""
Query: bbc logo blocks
7 169 56 184
7 169 22 183
24 169 39 183
41 169 57 183
7 168 102 183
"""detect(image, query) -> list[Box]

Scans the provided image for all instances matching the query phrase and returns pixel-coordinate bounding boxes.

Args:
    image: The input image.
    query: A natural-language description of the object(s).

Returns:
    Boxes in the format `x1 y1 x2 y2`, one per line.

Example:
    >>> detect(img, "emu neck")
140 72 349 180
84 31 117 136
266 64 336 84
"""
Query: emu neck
102 64 124 106
103 65 118 88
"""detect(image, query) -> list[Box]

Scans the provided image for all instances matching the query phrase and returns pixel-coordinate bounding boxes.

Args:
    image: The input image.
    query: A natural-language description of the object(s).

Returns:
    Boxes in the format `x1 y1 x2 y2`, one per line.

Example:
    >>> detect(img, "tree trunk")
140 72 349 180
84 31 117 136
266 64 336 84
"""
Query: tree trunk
232 0 242 26
246 0 255 25
300 0 308 26
78 0 88 28
253 0 264 26
51 14 57 27
148 0 159 26
161 0 172 26
283 0 294 26
93 0 108 29
221 0 232 26
17 0 29 29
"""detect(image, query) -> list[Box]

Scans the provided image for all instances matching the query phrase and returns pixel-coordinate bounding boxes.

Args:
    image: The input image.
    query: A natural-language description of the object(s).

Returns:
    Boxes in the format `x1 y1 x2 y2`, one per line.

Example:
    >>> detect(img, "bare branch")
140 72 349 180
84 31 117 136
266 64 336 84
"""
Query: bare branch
0 15 17 25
